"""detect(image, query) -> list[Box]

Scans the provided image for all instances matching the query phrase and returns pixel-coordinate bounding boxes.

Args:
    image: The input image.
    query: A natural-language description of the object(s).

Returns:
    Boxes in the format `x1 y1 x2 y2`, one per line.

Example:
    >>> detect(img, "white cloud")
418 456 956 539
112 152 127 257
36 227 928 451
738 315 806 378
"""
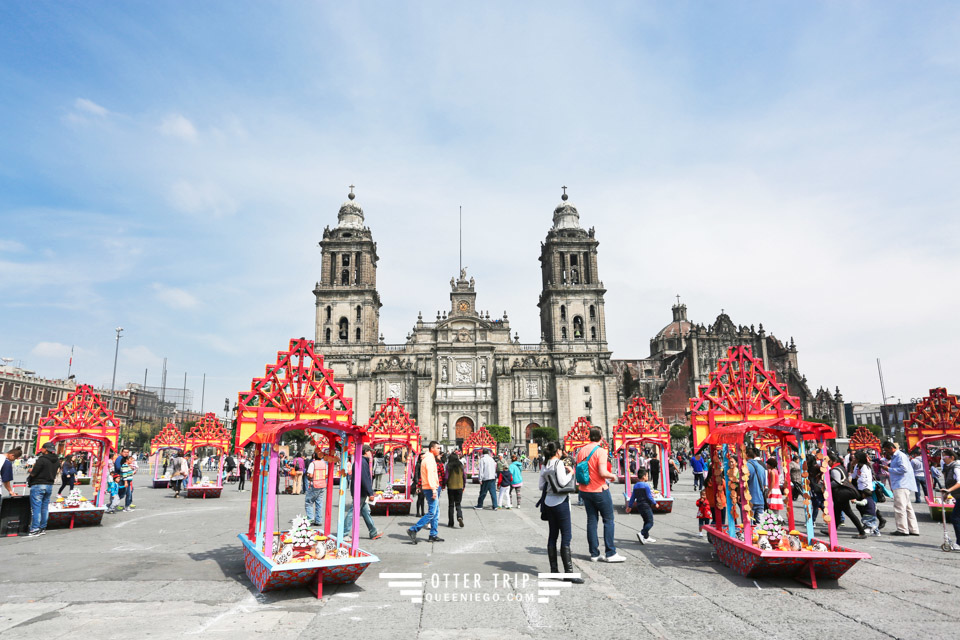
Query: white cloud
168 180 237 217
30 342 85 359
74 98 109 117
0 239 25 253
152 283 199 309
159 113 198 141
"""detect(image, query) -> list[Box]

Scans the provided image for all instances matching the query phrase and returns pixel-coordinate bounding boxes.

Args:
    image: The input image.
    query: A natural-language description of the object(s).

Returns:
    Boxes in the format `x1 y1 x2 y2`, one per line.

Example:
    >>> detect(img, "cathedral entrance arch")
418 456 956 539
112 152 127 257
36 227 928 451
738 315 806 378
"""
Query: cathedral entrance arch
455 416 474 446
525 422 540 442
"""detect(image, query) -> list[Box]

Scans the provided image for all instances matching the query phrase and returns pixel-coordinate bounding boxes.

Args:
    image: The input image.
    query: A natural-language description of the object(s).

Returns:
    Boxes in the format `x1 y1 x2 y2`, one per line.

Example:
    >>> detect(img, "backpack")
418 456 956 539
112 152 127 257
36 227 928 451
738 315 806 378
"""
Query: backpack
576 446 600 485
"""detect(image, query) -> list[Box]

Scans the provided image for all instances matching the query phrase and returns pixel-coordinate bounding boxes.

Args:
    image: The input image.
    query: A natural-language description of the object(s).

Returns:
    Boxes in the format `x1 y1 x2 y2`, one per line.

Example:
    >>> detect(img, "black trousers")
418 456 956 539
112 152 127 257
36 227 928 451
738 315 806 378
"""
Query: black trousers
238 472 246 490
833 496 866 534
448 488 463 523
545 499 572 549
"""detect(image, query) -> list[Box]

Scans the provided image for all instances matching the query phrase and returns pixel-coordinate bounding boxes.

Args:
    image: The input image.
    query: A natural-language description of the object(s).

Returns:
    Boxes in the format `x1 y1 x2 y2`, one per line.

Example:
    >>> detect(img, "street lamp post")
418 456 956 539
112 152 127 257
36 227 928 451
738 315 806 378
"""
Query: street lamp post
109 327 124 412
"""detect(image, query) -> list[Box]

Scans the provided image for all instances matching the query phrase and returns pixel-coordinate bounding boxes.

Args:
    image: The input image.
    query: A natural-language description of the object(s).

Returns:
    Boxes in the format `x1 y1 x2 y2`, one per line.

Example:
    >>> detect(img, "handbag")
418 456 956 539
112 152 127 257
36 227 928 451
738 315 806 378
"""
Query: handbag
546 467 578 494
536 485 549 521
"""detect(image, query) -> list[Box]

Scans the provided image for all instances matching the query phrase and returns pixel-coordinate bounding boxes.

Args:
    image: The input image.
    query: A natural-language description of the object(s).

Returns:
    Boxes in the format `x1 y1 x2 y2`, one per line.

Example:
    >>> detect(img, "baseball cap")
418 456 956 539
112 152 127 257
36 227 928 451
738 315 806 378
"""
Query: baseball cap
41 441 58 452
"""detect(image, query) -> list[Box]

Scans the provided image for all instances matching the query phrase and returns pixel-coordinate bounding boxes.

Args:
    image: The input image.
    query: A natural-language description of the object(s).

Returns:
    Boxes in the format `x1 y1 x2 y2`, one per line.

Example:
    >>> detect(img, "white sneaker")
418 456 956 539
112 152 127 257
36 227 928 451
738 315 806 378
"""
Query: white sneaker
698 531 705 537
589 555 601 562
952 543 960 551
643 537 657 544
636 533 646 545
601 553 626 563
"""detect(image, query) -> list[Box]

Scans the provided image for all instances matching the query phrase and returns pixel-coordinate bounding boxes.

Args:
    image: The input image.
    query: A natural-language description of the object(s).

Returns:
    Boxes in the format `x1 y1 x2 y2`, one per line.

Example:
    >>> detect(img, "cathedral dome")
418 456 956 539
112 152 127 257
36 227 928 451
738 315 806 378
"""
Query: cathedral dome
655 320 691 340
552 188 580 230
337 187 365 230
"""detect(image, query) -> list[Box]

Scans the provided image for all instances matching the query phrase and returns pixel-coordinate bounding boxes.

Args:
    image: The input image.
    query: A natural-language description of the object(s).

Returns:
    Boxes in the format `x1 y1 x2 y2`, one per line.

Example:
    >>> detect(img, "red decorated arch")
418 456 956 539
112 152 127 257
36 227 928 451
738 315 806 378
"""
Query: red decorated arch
37 384 119 452
462 426 497 455
367 397 419 452
905 388 960 450
690 346 803 449
151 423 186 454
236 338 354 450
848 426 882 454
612 396 668 452
563 417 609 452
62 438 101 456
185 413 231 452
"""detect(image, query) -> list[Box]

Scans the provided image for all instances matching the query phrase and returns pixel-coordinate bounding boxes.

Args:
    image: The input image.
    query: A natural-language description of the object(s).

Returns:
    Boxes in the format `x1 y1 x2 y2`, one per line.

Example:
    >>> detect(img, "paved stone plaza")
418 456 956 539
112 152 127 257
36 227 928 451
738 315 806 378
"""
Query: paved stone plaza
3 466 958 639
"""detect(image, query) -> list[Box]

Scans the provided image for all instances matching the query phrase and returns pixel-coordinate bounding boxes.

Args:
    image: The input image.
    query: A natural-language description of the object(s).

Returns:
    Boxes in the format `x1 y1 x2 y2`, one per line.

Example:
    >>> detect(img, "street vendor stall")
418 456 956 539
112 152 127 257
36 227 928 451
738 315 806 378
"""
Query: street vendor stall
149 423 185 488
36 385 119 529
691 346 870 588
366 398 419 516
612 397 673 513
184 414 230 498
62 438 100 485
905 387 960 519
462 427 497 484
236 338 379 598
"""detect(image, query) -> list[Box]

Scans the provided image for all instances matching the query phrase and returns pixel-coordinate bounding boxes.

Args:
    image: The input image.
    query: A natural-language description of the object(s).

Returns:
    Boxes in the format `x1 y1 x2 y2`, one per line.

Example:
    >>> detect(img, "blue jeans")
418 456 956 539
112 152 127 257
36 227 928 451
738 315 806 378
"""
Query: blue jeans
30 484 53 531
635 501 654 539
476 480 498 509
915 477 927 503
125 483 134 508
581 489 616 558
411 488 439 538
344 500 378 538
545 499 572 549
304 486 326 525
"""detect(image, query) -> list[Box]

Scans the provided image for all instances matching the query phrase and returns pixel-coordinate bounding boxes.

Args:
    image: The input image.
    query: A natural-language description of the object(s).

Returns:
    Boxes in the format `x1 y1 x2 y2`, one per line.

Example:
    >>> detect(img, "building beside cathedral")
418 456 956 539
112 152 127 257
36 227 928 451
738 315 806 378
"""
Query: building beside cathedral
312 188 619 446
612 301 848 437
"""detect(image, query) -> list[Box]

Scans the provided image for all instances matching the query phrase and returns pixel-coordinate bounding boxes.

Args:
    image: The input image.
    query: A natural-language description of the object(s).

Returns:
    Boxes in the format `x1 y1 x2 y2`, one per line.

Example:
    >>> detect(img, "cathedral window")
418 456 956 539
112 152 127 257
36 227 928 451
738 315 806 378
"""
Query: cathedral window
325 328 331 343
589 305 595 319
356 327 361 342
561 327 567 340
571 268 579 284
560 305 566 320
591 326 597 340
342 255 350 266
341 270 349 285
338 318 349 341
326 306 332 321
573 316 584 339
356 305 362 321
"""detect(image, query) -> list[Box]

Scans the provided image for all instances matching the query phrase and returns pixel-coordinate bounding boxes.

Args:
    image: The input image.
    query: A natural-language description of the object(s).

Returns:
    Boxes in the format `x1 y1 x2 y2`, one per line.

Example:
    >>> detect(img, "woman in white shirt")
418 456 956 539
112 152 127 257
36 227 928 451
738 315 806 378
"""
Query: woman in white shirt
852 450 884 535
538 442 583 584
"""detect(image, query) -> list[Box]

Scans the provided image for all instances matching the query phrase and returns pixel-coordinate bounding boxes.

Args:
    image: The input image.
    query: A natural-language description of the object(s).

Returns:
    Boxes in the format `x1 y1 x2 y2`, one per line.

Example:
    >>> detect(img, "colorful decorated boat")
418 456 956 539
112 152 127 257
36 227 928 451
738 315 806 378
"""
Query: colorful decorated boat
37 385 119 529
904 388 960 519
236 338 379 598
184 414 230 498
691 346 870 588
462 427 497 484
367 398 419 516
613 397 673 513
149 423 185 488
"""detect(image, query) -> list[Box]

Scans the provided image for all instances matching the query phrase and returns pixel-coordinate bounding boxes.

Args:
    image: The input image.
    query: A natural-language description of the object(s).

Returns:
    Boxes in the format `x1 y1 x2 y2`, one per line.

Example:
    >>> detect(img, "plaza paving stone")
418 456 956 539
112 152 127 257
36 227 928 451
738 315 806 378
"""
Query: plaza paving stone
3 466 959 639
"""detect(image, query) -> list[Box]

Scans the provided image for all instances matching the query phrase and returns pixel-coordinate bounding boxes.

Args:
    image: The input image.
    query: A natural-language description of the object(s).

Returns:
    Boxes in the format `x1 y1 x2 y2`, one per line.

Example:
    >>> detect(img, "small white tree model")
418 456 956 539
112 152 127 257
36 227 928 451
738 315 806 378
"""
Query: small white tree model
289 515 313 547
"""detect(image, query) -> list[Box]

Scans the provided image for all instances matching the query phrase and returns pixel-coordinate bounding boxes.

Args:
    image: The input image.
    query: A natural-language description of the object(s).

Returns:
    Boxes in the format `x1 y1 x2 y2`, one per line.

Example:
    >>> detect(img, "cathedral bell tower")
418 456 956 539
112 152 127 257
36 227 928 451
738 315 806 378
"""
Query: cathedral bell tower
537 188 608 349
313 187 382 346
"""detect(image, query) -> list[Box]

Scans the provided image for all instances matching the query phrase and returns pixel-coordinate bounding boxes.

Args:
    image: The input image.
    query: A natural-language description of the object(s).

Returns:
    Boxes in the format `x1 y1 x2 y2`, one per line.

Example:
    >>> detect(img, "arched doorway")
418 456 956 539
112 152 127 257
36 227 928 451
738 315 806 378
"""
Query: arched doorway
525 422 540 442
455 416 474 446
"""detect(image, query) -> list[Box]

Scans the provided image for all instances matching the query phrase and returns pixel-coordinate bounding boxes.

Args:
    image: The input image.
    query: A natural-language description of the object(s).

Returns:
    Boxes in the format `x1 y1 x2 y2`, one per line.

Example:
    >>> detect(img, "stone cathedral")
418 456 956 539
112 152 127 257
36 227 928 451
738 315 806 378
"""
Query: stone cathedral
312 188 619 446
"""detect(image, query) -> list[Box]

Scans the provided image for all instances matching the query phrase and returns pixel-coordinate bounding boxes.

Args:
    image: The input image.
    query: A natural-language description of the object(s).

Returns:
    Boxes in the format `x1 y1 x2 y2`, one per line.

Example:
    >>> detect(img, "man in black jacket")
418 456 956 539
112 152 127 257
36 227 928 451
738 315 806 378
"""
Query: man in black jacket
342 446 382 541
28 441 60 536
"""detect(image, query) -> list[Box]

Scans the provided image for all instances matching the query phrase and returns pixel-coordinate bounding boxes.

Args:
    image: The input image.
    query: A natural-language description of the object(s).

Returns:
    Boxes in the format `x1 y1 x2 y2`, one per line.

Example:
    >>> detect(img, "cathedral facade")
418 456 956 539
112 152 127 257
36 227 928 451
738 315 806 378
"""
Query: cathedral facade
613 301 848 437
312 189 619 445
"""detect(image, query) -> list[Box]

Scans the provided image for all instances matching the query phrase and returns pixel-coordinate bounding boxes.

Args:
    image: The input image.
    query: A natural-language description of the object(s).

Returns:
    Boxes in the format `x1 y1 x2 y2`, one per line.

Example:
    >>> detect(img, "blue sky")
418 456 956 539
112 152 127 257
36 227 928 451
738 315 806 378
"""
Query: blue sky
1 2 958 417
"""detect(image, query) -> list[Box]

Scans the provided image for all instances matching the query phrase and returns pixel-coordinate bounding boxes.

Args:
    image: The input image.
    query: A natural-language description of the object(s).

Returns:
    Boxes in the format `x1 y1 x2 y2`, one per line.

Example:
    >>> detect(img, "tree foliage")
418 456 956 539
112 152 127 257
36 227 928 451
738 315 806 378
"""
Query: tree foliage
532 427 559 444
485 425 511 443
669 424 690 443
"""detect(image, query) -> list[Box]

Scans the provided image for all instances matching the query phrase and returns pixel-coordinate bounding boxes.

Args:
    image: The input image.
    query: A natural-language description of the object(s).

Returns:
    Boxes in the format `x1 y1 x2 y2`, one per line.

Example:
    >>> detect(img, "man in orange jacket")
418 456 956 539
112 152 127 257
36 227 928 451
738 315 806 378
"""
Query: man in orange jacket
407 441 444 544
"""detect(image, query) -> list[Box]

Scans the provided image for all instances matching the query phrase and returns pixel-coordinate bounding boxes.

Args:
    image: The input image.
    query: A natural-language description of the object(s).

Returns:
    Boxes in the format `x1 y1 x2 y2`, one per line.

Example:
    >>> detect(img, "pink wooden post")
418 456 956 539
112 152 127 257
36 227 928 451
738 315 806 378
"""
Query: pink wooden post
264 445 279 556
821 441 839 550
216 449 226 489
737 444 753 543
323 441 335 536
351 437 362 555
96 440 109 508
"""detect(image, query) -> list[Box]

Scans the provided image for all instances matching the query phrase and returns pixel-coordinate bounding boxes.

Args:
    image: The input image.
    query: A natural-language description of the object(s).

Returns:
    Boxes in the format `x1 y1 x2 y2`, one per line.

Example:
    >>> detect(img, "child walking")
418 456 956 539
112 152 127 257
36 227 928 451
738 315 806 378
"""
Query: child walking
497 465 513 509
106 473 121 513
696 490 712 537
626 469 656 544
